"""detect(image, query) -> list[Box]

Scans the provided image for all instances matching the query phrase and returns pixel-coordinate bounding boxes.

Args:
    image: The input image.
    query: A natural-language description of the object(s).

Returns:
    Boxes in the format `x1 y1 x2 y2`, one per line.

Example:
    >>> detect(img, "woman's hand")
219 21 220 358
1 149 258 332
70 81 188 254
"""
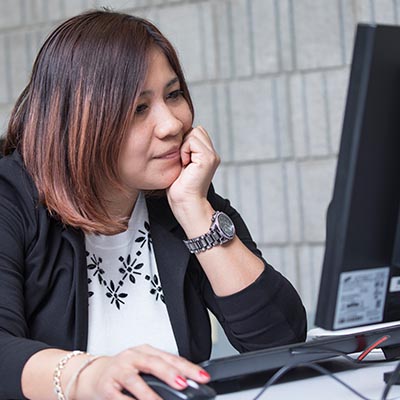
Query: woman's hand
166 126 220 227
75 344 210 400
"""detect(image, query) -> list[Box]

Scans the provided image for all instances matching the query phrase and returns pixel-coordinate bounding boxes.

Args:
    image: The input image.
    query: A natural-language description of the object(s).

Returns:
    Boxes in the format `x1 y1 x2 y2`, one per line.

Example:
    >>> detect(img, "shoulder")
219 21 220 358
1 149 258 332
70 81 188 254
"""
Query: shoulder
0 152 42 244
0 151 39 206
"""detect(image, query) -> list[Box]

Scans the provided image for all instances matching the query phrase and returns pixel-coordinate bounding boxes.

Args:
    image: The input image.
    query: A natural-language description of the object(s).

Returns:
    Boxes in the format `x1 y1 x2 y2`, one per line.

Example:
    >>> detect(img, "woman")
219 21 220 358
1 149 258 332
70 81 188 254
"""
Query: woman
0 10 306 400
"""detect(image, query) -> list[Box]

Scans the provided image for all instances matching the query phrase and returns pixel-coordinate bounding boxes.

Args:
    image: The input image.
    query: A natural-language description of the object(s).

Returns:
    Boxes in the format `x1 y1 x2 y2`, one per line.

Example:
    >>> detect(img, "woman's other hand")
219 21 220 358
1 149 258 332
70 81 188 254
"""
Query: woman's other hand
166 125 220 226
76 344 210 400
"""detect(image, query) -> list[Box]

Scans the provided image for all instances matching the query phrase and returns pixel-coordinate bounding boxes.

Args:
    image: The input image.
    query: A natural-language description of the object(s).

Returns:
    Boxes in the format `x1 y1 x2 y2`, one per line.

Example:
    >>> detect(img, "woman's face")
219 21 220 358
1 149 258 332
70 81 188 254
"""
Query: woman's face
118 47 192 197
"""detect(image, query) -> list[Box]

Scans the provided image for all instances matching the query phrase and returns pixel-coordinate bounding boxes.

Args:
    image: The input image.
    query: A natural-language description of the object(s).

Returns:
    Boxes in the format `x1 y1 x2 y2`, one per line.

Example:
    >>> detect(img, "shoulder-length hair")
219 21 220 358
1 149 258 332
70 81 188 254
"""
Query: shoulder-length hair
4 10 194 235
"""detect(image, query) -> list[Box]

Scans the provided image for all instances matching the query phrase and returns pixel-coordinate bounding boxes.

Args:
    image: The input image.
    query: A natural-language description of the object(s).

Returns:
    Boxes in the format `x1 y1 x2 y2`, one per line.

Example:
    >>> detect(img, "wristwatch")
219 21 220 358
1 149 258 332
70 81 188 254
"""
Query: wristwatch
183 211 236 254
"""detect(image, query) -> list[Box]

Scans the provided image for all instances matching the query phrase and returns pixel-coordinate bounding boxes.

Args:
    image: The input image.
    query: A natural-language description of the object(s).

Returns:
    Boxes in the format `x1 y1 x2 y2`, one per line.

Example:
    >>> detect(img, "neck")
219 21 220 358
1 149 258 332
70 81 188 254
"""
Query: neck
104 190 140 222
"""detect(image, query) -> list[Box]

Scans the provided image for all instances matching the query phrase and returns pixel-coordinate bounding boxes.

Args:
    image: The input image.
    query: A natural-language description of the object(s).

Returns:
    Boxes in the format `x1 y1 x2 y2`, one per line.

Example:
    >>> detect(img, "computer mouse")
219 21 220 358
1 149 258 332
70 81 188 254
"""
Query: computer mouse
122 373 217 399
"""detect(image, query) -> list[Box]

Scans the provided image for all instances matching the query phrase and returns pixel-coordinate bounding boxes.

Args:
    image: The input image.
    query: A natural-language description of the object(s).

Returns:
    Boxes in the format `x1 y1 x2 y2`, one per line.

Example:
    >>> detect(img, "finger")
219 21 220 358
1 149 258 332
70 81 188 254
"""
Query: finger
156 353 211 383
196 125 211 140
180 133 220 168
179 138 192 167
135 346 211 384
182 126 213 152
185 126 215 152
128 351 190 391
194 125 210 140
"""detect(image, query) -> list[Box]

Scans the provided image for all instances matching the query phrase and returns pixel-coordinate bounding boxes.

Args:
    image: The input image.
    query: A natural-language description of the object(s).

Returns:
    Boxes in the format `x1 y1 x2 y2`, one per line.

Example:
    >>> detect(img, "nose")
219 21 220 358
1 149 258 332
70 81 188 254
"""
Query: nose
153 104 183 139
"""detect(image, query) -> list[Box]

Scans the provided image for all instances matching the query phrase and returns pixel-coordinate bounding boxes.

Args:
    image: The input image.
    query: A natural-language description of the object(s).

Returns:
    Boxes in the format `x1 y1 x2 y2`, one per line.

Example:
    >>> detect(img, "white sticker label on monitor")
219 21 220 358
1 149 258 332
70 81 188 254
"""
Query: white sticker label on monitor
334 267 389 330
389 276 400 292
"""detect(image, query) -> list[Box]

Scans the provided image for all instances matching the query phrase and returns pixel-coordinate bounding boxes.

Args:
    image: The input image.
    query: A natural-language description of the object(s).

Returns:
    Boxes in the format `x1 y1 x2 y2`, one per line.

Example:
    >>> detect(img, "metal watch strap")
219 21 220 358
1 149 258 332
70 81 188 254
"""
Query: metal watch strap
183 211 234 254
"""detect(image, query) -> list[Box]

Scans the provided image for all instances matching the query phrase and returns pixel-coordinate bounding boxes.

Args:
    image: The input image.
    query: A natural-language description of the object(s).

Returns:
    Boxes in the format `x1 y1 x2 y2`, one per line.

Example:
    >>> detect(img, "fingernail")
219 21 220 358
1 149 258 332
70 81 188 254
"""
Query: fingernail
175 375 188 387
199 370 210 379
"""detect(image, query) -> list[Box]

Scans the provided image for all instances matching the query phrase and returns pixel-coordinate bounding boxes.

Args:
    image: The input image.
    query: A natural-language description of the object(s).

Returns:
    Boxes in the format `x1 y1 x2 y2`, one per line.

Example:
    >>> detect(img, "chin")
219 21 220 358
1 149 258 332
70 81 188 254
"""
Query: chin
144 169 181 191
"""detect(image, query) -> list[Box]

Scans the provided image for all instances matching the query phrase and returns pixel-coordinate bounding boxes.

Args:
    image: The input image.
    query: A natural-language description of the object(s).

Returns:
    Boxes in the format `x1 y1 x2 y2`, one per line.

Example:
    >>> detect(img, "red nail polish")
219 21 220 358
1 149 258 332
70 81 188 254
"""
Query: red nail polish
199 370 210 379
175 375 188 387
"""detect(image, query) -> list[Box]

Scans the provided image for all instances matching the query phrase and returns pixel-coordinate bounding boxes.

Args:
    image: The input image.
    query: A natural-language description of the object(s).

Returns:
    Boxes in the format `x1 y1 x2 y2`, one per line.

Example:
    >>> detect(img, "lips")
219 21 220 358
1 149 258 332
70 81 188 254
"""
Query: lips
154 147 181 159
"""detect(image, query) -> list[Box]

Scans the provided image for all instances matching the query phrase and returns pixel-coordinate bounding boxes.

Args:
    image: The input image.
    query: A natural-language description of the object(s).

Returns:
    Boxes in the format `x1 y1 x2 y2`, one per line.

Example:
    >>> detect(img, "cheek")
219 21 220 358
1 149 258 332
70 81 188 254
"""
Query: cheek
180 102 193 131
122 128 150 158
118 138 147 175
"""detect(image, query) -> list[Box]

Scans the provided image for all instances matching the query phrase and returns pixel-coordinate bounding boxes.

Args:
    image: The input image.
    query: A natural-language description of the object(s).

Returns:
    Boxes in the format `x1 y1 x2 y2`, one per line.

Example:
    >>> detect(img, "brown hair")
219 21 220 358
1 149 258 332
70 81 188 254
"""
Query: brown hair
4 10 194 234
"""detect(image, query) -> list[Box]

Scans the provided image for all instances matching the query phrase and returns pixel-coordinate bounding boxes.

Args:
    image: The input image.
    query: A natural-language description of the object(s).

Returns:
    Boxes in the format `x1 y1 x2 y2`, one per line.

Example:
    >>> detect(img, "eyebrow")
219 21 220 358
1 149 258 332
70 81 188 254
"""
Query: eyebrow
139 77 179 97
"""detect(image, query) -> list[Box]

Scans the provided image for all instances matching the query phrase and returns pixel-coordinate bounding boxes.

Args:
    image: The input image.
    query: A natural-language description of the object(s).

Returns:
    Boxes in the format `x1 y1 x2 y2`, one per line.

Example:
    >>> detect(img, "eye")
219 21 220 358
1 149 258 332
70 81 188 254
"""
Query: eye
167 89 184 101
135 103 148 115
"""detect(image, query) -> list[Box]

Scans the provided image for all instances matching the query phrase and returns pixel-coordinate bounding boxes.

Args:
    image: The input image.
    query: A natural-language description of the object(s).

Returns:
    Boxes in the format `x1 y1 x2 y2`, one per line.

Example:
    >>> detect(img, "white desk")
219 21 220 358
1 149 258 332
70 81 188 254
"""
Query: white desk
216 358 400 399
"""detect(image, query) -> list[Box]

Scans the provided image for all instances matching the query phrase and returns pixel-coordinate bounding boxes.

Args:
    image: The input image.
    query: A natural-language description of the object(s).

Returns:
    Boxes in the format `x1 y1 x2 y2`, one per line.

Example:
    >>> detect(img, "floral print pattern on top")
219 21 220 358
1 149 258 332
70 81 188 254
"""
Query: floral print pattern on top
86 220 166 309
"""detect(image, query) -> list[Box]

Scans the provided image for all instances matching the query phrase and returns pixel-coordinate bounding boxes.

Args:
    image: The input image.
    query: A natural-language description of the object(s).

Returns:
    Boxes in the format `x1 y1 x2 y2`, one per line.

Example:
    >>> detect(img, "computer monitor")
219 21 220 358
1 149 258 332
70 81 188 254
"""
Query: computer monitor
315 23 400 331
201 24 400 390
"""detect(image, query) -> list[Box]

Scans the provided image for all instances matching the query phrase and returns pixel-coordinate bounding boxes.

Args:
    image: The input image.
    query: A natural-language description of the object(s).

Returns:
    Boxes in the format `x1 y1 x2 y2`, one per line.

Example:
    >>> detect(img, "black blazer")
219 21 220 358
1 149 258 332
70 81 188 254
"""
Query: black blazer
0 152 306 399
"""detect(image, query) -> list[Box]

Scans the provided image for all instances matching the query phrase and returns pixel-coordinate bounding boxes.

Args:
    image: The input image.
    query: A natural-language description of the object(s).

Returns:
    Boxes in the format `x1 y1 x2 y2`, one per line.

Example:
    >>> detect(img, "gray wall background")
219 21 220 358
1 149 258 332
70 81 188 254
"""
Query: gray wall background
0 0 398 356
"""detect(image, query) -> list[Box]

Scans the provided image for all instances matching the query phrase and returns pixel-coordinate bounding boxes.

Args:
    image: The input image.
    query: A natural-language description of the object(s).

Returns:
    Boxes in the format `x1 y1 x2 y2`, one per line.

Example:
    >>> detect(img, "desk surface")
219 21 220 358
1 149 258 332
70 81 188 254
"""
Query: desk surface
216 358 400 399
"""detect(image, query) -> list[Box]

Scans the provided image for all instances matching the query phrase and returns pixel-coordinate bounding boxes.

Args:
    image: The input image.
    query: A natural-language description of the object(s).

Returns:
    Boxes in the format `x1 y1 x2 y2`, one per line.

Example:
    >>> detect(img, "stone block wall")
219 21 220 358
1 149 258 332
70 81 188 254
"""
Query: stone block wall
1 0 398 355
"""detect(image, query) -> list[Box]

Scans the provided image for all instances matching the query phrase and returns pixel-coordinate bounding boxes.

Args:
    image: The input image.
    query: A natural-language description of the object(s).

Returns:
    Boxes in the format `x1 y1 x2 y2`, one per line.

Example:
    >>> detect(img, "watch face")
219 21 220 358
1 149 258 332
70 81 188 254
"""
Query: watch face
217 213 235 238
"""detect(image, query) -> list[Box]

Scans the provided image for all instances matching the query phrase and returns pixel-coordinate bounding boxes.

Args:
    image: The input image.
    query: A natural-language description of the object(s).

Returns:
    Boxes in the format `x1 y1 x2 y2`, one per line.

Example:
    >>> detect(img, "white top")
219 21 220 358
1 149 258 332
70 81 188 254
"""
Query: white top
85 193 178 356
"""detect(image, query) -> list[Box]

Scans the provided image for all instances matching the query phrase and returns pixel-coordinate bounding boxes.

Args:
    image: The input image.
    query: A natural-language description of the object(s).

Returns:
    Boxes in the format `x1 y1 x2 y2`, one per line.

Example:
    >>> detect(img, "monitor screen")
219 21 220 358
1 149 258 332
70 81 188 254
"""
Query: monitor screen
315 23 400 330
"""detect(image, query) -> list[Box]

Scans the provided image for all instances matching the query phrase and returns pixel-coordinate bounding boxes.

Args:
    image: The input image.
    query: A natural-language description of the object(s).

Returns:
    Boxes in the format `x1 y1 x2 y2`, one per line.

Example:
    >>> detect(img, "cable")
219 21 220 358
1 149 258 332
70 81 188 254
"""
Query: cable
250 341 400 400
290 342 391 366
291 347 392 365
245 334 400 399
251 361 372 400
358 336 390 361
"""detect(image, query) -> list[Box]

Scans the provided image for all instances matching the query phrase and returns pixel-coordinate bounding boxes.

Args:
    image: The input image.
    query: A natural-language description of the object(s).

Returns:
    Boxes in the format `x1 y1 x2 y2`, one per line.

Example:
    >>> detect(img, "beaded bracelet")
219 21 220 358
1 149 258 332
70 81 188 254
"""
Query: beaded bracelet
64 355 102 400
53 350 86 400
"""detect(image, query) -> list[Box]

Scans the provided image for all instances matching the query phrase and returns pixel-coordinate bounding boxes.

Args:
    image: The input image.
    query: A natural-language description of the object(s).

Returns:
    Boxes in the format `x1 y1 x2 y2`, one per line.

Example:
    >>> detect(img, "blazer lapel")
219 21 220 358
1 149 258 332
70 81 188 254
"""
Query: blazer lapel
147 197 192 358
61 226 89 351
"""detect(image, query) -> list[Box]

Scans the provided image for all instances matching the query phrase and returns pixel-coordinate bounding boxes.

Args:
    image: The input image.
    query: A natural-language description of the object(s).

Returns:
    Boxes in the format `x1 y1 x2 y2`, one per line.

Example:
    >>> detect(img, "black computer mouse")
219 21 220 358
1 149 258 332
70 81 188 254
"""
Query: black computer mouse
122 374 217 399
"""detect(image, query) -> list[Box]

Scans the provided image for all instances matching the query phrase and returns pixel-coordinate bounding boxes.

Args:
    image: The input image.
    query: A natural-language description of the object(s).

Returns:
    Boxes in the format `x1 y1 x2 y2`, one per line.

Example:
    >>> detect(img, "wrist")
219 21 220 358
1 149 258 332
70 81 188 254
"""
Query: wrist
171 199 215 238
53 351 87 400
73 356 108 400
